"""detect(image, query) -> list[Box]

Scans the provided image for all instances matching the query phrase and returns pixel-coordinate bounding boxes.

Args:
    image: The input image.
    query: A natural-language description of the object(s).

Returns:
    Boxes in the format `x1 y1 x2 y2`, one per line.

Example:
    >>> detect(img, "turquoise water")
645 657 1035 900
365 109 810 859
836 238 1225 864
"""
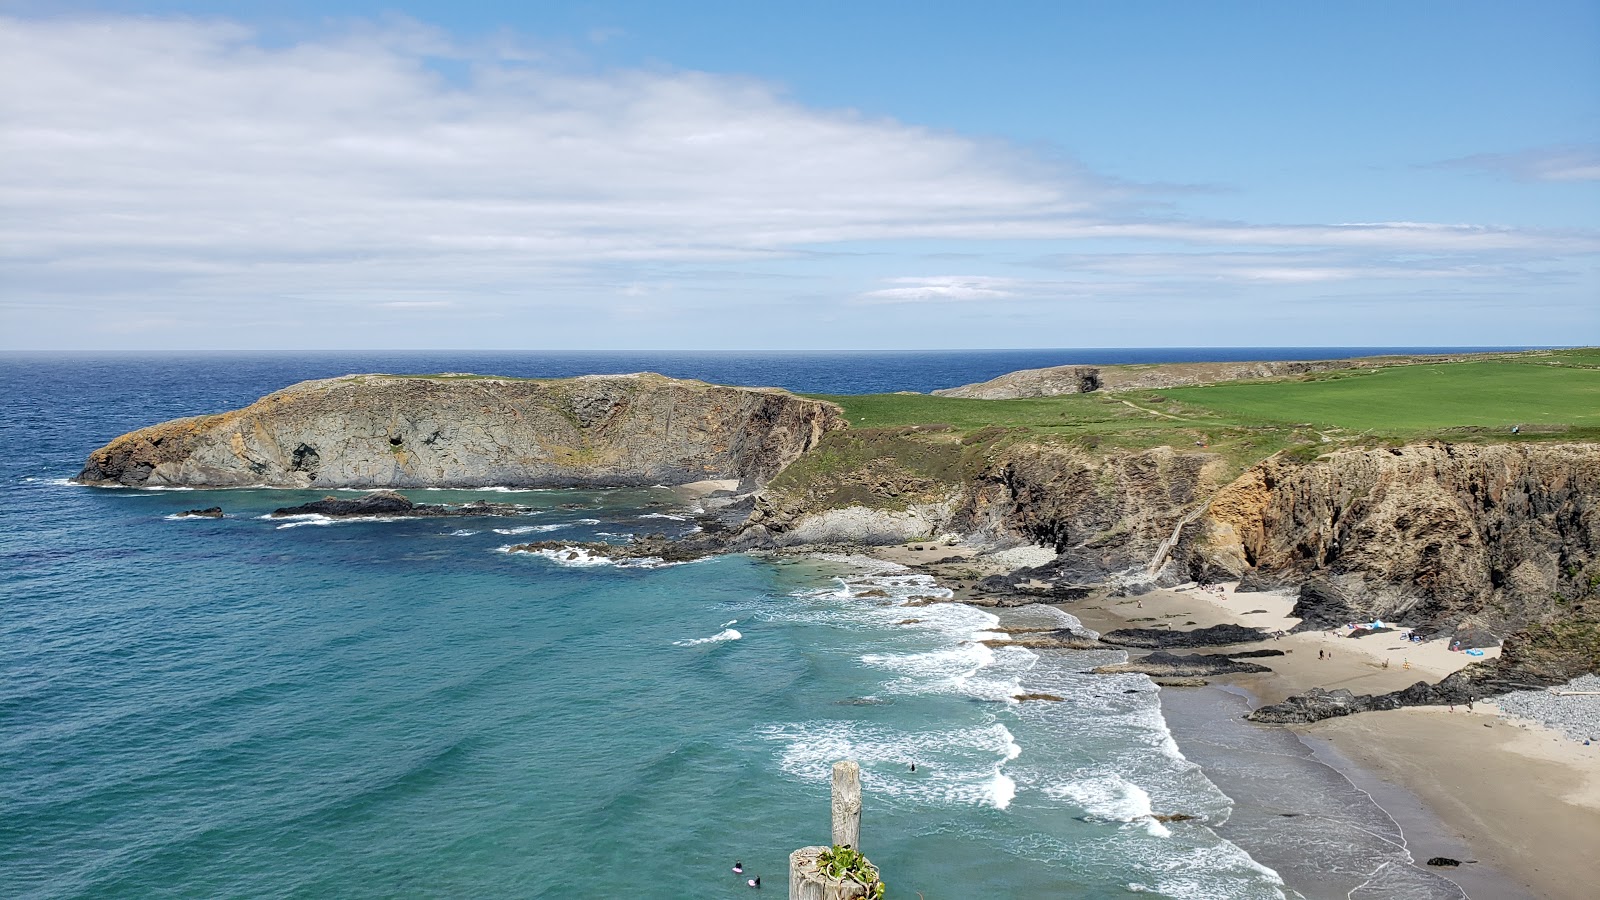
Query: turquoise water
6 351 1494 898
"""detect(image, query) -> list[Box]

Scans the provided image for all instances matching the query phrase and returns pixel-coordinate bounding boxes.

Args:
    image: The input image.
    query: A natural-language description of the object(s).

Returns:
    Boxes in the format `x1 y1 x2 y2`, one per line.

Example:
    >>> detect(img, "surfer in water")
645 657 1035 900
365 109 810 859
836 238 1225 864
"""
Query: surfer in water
747 875 761 888
909 763 916 772
732 861 743 874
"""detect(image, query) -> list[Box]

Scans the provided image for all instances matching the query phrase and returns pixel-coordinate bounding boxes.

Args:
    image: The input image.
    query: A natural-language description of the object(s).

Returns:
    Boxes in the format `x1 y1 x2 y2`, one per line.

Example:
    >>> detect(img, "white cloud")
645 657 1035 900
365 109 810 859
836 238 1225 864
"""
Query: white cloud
0 14 1595 349
0 15 1102 285
859 276 1023 303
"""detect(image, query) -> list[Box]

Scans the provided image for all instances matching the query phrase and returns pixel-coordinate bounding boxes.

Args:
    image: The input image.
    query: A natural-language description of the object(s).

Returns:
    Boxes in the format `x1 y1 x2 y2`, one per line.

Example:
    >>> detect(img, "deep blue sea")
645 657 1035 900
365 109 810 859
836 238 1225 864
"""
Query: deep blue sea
0 349 1524 898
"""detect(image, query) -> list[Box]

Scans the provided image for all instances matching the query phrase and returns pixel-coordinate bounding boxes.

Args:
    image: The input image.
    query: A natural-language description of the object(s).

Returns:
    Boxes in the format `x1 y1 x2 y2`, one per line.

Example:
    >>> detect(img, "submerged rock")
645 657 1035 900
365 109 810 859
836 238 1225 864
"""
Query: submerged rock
176 507 223 518
270 491 528 519
509 533 720 564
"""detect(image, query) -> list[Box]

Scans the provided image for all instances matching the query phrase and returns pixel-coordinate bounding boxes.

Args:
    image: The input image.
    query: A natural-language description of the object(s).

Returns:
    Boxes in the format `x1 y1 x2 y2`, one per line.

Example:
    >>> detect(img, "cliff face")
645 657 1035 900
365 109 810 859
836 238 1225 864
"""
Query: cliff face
76 374 845 489
741 434 1228 571
1188 443 1600 637
747 433 1598 641
957 443 1225 576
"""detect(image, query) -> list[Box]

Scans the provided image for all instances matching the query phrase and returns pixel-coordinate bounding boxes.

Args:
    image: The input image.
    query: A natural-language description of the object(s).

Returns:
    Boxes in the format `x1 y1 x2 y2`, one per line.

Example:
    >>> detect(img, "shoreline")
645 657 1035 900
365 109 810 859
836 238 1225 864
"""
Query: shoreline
1061 577 1600 900
758 531 1600 897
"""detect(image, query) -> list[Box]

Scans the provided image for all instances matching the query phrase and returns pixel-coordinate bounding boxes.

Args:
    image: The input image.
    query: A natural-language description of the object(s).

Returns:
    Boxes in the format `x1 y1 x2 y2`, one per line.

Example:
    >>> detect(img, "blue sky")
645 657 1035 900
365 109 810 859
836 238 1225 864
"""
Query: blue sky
2 1 1596 350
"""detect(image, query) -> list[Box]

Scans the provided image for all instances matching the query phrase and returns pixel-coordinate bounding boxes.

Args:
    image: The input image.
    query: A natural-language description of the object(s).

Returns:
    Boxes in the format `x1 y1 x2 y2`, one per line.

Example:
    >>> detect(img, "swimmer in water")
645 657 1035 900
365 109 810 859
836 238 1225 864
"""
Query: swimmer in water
748 875 761 888
909 763 916 772
732 861 743 874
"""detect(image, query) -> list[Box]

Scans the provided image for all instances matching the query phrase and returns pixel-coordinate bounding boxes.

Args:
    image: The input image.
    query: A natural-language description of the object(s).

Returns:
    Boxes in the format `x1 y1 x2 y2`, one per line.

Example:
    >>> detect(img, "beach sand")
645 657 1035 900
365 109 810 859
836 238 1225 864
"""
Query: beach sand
1067 579 1600 900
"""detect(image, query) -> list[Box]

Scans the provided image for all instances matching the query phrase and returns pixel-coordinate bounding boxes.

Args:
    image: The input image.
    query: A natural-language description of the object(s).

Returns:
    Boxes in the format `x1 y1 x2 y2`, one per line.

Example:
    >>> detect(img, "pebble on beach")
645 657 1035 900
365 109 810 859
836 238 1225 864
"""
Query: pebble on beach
1493 674 1600 744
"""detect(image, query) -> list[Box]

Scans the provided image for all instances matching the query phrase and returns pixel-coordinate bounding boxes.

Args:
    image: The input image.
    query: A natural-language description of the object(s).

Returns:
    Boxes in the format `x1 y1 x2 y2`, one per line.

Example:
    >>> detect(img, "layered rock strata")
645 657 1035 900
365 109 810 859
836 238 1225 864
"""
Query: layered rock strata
76 374 845 489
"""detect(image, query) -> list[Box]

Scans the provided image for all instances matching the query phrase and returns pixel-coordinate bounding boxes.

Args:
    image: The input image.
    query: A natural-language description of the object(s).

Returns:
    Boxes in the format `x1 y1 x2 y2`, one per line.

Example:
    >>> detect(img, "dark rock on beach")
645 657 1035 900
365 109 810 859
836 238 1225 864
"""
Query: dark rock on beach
1093 650 1272 678
1217 648 1286 659
1246 687 1382 724
1249 616 1600 724
1102 623 1269 649
1426 857 1462 867
270 490 529 519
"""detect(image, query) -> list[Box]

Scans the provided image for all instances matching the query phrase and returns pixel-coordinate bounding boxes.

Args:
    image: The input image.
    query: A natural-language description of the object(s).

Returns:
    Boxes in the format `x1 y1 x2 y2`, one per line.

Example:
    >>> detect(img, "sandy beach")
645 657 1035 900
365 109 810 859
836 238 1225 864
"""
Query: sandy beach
1066 578 1600 900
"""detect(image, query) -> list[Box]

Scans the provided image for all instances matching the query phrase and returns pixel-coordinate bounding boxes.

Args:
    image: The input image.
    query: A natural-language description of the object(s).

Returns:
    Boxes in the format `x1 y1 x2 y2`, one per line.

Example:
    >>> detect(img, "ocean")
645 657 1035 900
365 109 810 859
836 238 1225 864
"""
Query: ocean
0 350 1518 898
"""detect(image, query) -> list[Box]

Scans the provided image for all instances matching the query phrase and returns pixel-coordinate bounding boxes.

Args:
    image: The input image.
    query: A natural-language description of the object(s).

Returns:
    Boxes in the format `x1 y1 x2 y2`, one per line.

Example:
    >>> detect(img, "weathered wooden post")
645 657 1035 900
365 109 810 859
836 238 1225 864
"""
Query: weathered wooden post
831 760 861 850
788 760 875 899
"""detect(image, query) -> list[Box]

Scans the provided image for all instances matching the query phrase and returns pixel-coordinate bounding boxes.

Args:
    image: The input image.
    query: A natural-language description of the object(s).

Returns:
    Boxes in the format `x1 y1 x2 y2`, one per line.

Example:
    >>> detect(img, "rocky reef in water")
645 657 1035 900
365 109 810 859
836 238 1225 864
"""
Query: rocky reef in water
268 491 531 519
75 373 844 489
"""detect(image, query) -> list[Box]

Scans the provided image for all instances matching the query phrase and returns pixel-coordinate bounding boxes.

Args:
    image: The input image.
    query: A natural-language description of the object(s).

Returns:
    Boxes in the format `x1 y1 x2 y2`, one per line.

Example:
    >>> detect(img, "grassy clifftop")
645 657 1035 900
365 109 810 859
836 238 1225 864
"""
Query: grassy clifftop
804 348 1599 474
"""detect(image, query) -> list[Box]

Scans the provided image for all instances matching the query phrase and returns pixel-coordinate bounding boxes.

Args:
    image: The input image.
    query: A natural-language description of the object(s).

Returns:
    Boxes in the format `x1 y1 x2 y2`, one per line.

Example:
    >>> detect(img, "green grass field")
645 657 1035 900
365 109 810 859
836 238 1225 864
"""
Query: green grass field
1156 360 1600 434
803 352 1600 475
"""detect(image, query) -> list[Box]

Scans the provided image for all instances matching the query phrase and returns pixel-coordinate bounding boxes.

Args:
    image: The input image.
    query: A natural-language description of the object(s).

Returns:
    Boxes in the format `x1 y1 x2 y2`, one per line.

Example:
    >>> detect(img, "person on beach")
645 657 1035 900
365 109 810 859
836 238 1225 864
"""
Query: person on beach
1319 649 1325 660
733 861 743 874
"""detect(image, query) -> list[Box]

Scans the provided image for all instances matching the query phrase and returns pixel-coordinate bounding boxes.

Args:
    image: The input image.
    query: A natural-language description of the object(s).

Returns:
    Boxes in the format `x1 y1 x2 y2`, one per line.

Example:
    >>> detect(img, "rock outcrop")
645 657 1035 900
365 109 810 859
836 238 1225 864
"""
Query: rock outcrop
269 491 529 519
1101 623 1271 649
1191 442 1600 640
1092 650 1274 678
1247 615 1600 723
76 373 845 489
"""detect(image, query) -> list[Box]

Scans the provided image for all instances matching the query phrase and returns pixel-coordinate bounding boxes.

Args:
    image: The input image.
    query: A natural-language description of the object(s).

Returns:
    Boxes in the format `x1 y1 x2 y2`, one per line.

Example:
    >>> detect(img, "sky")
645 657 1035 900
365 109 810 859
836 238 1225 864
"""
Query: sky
2 1 1597 351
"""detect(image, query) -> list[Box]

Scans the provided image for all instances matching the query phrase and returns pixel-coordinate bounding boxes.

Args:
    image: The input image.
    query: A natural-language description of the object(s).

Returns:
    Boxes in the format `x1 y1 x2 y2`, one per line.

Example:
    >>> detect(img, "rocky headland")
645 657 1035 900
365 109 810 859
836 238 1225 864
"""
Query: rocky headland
76 373 844 489
82 366 1599 715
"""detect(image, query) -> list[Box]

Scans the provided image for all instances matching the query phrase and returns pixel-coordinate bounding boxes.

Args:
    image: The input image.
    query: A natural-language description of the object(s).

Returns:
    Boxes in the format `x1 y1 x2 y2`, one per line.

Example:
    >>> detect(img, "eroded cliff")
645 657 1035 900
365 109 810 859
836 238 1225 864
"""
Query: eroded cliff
1190 442 1600 640
76 373 846 489
742 430 1598 644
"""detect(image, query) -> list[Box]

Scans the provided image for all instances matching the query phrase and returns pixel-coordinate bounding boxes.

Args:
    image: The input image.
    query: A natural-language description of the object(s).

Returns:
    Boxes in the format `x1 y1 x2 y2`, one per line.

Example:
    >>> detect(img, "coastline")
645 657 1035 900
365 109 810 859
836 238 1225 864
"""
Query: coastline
1062 577 1600 900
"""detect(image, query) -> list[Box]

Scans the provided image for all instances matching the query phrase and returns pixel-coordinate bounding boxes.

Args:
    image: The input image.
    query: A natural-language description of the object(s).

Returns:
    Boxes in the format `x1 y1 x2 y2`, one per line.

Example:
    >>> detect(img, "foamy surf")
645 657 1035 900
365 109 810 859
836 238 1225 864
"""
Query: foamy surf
763 719 1022 809
491 523 569 535
1049 773 1170 836
673 628 742 646
503 545 694 569
260 513 411 529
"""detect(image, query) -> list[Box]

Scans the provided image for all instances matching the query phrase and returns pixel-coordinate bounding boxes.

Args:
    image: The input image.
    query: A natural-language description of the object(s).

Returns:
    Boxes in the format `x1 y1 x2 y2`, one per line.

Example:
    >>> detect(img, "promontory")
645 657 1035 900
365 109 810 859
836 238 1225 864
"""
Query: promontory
75 373 846 489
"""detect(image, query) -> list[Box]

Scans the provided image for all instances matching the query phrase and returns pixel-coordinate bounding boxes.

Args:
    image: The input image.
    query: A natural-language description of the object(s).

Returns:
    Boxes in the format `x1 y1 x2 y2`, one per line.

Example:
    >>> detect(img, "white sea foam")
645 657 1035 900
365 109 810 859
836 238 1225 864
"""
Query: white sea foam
639 512 688 521
447 529 479 537
763 719 1022 809
673 628 742 646
1048 773 1169 836
267 513 333 529
524 547 616 567
506 545 692 569
491 523 569 535
163 512 222 521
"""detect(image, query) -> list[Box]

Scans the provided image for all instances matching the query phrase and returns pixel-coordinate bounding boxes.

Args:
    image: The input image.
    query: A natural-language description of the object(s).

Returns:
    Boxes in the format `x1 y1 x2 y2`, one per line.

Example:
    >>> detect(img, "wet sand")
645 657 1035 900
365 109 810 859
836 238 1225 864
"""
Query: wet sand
1070 581 1600 900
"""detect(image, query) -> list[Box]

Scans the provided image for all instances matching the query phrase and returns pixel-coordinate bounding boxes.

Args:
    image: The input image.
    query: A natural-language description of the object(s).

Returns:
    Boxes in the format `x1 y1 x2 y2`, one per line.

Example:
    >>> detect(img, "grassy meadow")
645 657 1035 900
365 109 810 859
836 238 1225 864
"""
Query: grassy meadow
797 350 1600 484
